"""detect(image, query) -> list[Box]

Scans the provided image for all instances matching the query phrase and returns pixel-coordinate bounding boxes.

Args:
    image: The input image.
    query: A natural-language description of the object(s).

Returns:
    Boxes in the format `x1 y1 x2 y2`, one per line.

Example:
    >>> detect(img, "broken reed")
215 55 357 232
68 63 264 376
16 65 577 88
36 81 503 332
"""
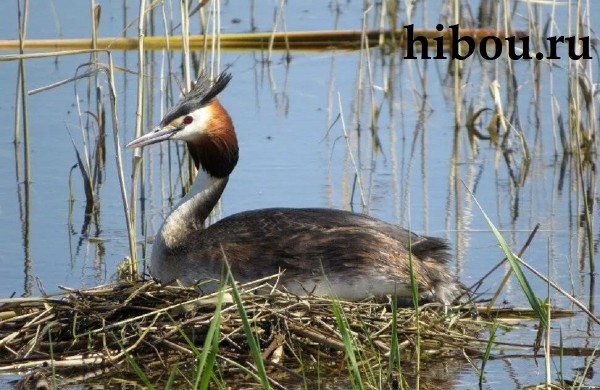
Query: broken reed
0 27 526 52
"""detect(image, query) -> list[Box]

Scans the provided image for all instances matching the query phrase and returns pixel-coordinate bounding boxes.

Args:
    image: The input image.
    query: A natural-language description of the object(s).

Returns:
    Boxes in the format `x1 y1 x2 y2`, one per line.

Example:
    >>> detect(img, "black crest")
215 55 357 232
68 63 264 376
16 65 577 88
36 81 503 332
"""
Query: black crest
160 71 232 127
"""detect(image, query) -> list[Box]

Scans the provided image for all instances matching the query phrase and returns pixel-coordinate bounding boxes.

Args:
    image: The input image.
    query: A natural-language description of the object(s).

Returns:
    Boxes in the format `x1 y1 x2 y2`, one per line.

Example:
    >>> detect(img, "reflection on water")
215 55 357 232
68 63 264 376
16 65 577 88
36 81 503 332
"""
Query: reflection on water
0 0 598 388
14 139 32 297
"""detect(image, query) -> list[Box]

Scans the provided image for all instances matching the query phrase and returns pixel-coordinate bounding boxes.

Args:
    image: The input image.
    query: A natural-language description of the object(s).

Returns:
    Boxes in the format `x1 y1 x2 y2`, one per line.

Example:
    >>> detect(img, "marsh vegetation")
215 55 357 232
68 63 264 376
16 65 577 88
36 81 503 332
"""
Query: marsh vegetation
0 0 598 388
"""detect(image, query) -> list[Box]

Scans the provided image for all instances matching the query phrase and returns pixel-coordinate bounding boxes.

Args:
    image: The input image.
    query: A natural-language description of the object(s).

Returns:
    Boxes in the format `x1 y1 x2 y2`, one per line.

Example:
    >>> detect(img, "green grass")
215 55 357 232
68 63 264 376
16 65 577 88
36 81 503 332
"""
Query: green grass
170 285 225 389
468 186 548 329
226 265 271 390
331 299 364 390
478 321 497 387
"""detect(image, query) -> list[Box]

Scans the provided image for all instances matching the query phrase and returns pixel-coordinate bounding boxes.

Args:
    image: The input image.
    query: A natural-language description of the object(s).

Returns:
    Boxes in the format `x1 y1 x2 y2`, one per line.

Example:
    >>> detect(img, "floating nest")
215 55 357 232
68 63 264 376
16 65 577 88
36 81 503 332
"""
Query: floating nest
0 276 482 388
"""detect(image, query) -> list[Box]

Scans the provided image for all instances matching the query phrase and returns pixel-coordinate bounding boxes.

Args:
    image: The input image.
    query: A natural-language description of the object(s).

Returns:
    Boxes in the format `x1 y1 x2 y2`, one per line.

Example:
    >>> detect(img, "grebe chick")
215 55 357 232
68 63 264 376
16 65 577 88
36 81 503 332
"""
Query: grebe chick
127 72 466 305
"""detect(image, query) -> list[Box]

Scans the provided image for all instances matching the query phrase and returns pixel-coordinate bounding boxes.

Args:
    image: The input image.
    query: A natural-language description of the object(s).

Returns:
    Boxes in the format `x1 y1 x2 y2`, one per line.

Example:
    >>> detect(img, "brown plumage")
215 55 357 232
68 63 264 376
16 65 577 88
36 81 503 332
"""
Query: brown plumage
127 71 467 305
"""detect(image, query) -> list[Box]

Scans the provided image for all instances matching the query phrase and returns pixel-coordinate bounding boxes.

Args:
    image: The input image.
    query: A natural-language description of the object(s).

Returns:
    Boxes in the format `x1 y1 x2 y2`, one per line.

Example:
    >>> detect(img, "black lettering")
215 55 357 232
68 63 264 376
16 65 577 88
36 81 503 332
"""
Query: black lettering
506 36 532 60
480 36 502 60
566 36 592 60
404 24 430 59
449 24 475 60
546 36 564 59
433 24 447 59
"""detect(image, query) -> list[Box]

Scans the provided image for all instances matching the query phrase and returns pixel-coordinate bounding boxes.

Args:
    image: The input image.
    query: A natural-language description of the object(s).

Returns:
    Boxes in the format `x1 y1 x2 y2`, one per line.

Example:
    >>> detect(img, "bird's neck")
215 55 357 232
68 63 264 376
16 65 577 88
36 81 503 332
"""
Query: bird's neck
159 168 228 249
157 99 238 250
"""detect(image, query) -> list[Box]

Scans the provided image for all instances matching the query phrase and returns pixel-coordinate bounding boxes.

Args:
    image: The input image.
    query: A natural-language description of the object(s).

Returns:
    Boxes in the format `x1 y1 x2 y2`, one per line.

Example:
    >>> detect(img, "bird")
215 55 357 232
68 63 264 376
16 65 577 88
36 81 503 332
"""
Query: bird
127 71 466 305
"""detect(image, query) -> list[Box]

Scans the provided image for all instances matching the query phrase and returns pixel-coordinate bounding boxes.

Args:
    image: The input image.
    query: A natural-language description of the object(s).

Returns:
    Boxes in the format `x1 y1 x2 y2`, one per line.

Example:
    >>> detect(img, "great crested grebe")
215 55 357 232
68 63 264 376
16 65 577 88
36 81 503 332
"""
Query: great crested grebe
127 72 466 305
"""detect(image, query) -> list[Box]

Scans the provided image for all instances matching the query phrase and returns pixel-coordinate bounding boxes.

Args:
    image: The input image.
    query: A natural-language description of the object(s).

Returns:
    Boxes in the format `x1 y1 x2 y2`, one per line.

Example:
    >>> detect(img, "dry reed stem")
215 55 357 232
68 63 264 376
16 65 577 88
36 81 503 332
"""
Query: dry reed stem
0 28 529 51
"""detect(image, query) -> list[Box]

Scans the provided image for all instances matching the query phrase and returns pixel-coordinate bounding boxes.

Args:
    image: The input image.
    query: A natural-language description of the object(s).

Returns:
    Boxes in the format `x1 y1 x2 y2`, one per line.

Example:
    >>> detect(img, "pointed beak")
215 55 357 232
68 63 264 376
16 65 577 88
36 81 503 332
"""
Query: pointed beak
126 125 181 148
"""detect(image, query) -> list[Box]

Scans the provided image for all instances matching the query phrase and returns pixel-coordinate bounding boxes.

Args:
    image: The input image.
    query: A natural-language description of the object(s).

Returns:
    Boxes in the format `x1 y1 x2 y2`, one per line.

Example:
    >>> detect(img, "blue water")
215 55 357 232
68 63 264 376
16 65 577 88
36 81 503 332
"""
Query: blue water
0 1 598 388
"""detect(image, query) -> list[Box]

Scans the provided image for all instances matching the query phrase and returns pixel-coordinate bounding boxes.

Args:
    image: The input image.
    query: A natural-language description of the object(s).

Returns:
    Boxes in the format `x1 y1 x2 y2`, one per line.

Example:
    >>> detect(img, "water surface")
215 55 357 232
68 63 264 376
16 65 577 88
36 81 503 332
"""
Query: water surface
0 1 598 388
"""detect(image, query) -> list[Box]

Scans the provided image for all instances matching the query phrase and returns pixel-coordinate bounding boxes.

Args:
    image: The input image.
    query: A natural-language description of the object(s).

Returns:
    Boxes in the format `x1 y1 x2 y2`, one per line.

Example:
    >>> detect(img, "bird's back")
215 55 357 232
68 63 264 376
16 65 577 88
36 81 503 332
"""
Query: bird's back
151 208 464 304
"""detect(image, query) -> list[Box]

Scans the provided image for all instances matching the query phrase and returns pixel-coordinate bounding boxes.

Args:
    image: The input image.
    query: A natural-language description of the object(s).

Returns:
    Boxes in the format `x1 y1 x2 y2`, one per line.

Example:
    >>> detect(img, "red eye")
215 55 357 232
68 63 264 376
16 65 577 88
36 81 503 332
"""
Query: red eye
183 115 193 124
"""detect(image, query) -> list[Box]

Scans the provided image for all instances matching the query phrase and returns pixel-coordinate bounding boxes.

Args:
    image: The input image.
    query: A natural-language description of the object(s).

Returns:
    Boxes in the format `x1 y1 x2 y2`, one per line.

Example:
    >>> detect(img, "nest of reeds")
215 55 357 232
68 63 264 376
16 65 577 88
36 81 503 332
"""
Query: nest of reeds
1 276 480 388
